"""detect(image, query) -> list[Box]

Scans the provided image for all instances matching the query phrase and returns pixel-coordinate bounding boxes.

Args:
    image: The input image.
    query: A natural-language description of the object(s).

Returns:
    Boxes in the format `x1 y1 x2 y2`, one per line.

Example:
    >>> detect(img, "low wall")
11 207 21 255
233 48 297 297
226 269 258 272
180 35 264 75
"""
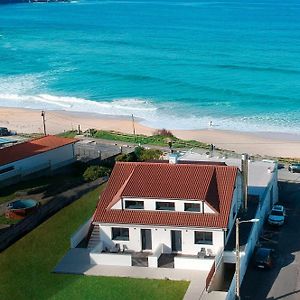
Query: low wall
90 252 132 266
174 256 214 271
148 243 167 268
70 217 93 248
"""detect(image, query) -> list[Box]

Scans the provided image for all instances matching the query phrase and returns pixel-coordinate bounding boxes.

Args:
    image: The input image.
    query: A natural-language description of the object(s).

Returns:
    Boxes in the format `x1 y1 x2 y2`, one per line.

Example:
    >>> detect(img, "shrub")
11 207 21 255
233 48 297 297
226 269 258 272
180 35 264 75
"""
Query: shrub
153 128 174 137
83 166 111 182
135 147 162 161
115 152 137 162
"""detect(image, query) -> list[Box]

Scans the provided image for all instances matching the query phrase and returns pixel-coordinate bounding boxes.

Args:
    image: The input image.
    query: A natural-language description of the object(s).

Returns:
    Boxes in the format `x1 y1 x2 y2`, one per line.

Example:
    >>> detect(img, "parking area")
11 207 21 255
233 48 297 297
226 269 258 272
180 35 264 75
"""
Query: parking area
241 168 300 300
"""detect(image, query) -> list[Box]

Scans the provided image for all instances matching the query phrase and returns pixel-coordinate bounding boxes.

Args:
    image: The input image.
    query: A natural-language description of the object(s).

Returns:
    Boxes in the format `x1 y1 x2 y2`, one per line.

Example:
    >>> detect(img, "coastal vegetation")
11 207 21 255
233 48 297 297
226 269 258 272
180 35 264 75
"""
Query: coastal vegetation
116 146 162 162
59 129 210 149
0 185 189 300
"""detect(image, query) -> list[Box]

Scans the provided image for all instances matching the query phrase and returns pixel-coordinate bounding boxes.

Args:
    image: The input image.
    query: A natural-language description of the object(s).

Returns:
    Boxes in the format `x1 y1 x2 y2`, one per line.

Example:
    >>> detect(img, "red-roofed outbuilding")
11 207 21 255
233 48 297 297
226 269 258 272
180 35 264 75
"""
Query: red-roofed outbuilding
0 135 77 185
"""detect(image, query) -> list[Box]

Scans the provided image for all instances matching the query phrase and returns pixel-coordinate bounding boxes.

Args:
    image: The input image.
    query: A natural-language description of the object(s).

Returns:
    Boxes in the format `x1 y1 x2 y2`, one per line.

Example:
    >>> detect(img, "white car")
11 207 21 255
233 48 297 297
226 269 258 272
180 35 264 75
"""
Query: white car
268 205 285 226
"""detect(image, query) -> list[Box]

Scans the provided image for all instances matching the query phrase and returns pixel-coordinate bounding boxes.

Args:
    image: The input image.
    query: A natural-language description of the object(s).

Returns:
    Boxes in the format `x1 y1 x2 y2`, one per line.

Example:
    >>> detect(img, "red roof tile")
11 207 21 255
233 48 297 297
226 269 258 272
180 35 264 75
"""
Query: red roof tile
0 135 77 166
93 162 239 229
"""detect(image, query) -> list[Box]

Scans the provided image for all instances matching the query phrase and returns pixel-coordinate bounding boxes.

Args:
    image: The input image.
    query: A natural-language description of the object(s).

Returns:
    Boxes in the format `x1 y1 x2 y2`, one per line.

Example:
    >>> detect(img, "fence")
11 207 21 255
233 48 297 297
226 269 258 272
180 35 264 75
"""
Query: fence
205 247 224 291
226 183 274 300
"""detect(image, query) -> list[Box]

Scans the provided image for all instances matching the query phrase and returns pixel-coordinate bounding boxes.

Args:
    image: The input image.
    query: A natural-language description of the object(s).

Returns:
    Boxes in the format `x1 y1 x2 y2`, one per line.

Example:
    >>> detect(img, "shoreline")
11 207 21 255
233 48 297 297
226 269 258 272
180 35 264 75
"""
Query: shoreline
1 106 300 159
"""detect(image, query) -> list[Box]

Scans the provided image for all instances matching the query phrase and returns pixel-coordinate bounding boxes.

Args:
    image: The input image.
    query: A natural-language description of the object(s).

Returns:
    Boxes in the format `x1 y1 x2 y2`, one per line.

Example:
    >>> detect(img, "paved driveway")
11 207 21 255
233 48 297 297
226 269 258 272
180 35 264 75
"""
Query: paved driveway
241 169 300 300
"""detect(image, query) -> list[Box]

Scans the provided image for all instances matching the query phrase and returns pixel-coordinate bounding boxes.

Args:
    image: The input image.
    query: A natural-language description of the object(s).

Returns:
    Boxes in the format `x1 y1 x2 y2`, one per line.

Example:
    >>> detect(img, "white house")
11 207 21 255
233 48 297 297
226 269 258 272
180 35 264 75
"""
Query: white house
74 159 243 270
0 135 78 185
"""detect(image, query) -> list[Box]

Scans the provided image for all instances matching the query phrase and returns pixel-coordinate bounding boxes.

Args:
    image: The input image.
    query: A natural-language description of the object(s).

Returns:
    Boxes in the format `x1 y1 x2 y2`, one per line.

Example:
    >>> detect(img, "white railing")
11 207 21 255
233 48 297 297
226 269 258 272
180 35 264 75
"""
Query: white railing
70 217 93 248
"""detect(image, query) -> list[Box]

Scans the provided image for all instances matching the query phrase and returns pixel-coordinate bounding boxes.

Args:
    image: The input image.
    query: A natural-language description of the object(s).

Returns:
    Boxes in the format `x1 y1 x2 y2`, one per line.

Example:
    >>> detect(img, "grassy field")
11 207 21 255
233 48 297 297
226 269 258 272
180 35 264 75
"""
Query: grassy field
0 185 189 300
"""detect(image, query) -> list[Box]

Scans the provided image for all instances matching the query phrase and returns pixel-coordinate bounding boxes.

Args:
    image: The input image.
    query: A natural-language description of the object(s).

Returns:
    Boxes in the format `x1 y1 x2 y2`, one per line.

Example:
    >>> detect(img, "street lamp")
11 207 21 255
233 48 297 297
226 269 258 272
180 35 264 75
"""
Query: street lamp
235 218 259 300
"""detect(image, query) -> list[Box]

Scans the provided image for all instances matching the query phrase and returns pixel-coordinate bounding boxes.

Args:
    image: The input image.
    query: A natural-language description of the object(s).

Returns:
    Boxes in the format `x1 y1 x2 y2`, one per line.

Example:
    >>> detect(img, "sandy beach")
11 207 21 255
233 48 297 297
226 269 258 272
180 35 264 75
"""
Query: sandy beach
1 107 300 159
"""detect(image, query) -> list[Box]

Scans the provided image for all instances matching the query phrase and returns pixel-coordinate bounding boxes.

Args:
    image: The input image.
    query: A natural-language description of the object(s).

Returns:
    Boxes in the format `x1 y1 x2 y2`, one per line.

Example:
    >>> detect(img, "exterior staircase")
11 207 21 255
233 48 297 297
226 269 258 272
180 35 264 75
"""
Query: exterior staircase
87 224 100 249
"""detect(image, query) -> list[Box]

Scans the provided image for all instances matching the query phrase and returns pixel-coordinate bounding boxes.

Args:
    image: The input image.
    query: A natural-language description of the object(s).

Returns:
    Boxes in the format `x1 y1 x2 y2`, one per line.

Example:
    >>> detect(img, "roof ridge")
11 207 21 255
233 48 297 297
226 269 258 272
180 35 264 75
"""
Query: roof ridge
116 161 238 169
107 168 136 209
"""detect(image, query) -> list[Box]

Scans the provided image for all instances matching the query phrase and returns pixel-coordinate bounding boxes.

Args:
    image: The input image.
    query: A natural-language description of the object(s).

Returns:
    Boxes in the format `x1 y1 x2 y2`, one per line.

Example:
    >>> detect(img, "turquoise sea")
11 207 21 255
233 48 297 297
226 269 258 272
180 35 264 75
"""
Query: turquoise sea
0 0 300 133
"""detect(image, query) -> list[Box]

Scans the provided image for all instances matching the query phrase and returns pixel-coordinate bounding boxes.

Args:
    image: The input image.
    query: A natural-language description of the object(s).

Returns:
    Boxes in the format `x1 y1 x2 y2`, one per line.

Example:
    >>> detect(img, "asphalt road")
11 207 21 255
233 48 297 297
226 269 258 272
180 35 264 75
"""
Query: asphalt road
241 168 300 300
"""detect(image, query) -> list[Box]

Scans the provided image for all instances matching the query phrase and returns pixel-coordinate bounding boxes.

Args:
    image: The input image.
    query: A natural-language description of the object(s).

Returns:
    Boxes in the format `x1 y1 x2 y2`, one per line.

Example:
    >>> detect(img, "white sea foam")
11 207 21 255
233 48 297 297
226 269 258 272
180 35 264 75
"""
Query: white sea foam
0 92 157 117
0 91 299 134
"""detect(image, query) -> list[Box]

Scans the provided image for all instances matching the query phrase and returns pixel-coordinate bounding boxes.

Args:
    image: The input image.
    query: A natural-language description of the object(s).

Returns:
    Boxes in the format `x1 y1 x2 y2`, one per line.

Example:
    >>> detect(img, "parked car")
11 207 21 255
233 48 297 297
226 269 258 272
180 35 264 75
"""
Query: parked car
254 247 274 269
268 205 285 226
0 127 9 136
288 163 300 173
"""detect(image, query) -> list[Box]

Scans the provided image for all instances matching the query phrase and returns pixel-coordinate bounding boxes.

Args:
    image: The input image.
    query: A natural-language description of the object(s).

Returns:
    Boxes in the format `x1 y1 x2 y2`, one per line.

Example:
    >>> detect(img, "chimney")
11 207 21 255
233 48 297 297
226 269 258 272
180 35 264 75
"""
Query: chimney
169 153 178 164
241 153 249 211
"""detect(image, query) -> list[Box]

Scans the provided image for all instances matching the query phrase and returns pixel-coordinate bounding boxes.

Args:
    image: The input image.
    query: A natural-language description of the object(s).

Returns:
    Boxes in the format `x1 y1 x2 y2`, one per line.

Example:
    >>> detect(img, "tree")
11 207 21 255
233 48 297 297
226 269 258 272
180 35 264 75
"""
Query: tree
83 166 111 182
115 147 162 162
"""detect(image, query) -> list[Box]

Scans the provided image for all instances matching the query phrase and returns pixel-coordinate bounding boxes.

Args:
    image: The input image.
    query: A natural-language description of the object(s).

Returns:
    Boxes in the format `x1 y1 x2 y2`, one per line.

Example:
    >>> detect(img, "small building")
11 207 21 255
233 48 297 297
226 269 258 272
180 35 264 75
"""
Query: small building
0 135 78 186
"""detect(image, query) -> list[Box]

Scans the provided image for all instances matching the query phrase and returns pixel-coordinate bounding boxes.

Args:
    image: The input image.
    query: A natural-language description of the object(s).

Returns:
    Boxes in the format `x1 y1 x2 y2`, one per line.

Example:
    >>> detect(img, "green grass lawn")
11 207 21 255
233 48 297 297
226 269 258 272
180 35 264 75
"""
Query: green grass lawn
0 185 189 300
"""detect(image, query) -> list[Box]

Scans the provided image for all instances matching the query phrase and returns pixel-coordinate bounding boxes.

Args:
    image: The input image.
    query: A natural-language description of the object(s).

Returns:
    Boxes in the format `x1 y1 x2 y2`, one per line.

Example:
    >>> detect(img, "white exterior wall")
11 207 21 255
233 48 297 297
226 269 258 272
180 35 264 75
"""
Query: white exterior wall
90 252 132 266
174 256 214 271
98 223 224 256
0 144 75 180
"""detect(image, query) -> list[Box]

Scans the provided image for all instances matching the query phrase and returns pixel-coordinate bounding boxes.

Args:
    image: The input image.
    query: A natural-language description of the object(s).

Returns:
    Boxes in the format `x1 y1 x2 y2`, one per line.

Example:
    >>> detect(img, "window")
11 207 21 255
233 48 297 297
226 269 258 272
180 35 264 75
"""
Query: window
112 227 129 241
184 203 200 212
156 201 175 211
194 231 213 245
0 166 14 175
125 200 144 209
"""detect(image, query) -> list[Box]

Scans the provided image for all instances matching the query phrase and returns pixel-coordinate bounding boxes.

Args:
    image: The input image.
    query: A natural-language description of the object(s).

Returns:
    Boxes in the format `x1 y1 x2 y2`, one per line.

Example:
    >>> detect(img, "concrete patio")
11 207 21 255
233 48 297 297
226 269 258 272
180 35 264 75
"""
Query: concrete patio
54 248 210 300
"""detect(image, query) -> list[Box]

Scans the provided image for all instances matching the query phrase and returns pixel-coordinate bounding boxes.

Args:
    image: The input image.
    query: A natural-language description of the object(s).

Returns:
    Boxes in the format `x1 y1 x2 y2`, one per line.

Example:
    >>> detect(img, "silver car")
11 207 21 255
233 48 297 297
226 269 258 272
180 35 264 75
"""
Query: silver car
288 163 300 173
268 205 285 226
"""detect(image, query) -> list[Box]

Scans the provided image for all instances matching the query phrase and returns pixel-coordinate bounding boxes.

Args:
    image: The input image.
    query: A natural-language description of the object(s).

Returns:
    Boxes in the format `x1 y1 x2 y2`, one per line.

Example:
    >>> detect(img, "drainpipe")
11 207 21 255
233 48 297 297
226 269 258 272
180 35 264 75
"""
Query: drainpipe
241 154 249 212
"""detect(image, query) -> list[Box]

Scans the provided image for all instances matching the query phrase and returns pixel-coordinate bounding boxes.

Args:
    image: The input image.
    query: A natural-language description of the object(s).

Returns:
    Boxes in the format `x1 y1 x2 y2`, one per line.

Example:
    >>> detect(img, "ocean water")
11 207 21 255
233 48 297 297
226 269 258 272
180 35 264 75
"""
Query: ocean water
0 0 300 133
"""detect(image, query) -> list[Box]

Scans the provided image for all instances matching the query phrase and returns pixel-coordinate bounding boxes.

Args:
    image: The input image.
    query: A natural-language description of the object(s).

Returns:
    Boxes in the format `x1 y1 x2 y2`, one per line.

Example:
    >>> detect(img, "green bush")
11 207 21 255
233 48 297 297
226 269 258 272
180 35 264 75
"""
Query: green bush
116 147 162 162
83 166 111 182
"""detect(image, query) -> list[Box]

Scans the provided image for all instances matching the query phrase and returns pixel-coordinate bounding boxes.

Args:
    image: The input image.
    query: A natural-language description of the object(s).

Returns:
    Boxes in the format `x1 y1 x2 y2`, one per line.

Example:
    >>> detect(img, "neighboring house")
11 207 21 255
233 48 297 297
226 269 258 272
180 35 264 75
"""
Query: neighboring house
0 135 77 186
72 159 243 271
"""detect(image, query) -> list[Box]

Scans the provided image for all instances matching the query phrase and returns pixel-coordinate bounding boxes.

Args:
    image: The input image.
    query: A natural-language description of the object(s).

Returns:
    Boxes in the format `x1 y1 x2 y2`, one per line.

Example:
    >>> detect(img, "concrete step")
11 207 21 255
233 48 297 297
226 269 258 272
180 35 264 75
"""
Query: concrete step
87 225 100 249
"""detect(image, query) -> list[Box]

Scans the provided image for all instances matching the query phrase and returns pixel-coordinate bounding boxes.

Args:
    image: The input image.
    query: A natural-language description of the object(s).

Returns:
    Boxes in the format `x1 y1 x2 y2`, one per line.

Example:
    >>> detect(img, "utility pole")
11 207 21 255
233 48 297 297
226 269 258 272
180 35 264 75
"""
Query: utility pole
41 110 46 136
235 218 259 300
131 114 136 140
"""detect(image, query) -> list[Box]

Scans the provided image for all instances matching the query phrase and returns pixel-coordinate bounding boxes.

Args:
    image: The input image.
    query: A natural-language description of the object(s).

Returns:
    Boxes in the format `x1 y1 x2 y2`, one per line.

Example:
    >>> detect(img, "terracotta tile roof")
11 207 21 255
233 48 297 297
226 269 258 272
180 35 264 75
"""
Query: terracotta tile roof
93 162 239 229
0 135 78 166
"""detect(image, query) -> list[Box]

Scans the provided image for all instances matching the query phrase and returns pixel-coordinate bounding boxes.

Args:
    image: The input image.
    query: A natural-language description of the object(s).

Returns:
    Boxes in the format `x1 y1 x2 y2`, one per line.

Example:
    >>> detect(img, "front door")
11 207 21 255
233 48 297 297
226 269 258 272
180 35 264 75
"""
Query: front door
141 229 152 250
171 230 182 252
